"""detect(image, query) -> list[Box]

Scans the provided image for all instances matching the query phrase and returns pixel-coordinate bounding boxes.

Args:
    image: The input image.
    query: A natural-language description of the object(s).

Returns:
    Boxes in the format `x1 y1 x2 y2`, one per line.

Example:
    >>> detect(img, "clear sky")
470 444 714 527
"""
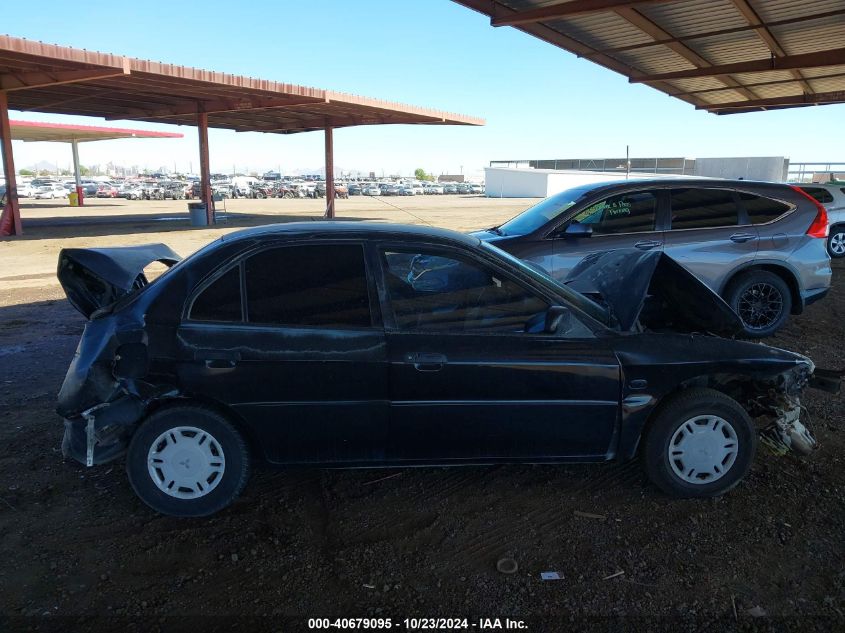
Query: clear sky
5 0 845 178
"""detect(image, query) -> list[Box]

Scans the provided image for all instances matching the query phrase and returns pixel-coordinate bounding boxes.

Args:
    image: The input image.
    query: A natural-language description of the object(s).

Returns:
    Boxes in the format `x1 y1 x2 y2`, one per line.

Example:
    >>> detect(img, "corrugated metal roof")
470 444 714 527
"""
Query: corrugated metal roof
0 35 483 133
453 0 845 114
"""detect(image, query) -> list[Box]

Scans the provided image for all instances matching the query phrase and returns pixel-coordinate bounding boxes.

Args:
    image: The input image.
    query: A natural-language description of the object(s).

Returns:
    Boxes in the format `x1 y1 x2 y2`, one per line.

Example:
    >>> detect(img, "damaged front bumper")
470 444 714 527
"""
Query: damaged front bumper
61 395 145 466
750 359 841 457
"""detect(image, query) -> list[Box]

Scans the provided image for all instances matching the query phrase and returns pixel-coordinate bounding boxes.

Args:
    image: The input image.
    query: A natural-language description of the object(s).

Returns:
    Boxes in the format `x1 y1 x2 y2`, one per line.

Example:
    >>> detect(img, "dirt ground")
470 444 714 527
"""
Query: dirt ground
0 197 843 631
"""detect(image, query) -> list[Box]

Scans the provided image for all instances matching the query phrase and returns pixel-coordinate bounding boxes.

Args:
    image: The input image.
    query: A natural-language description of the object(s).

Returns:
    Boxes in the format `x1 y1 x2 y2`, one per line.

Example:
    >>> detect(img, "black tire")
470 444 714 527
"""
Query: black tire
642 388 756 498
724 269 791 338
126 405 250 517
828 225 845 259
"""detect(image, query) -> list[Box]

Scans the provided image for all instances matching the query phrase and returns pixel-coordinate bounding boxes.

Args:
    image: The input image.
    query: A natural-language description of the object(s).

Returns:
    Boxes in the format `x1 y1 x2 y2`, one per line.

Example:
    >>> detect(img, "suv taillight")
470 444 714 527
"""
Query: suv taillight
790 185 829 238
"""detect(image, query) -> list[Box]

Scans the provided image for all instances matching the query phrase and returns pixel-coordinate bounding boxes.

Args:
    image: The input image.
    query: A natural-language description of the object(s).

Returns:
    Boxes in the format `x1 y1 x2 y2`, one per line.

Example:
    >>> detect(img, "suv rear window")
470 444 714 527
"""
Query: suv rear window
800 187 834 204
739 193 792 225
669 188 739 230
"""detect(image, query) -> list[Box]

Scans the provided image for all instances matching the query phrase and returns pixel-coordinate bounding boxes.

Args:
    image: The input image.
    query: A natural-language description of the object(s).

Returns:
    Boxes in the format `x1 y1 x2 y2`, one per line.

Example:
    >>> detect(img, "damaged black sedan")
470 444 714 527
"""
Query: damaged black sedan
56 223 836 517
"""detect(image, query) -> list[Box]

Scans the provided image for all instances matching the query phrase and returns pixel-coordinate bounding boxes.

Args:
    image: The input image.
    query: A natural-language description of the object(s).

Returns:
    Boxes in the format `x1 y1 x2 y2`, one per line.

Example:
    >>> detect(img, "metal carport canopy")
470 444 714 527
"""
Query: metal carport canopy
0 34 484 235
7 119 183 211
453 1 845 114
9 119 183 143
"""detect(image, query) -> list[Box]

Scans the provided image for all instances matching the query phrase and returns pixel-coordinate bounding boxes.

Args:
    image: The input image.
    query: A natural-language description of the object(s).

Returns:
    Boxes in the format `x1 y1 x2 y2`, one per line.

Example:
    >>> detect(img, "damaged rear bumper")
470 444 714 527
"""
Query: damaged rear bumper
61 396 145 466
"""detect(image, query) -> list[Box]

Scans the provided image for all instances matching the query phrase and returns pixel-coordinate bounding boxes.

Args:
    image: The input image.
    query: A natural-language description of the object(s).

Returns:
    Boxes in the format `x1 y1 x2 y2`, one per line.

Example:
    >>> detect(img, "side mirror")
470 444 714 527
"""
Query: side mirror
544 305 571 334
564 222 593 237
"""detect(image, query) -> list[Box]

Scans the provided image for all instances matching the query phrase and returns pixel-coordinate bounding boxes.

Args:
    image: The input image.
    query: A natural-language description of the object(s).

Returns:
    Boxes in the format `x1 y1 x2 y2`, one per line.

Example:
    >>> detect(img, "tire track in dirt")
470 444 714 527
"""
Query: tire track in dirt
443 462 642 570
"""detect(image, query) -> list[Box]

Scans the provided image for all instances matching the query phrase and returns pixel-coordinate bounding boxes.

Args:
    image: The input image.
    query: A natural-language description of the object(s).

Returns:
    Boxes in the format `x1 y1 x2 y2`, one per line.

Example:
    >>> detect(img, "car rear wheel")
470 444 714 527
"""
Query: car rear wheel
724 270 791 338
642 388 756 498
126 405 250 517
828 226 845 258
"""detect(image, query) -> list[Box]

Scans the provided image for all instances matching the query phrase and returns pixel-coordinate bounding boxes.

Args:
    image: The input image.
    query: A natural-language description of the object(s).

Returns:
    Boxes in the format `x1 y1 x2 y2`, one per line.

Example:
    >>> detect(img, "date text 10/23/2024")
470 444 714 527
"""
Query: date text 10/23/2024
307 618 528 630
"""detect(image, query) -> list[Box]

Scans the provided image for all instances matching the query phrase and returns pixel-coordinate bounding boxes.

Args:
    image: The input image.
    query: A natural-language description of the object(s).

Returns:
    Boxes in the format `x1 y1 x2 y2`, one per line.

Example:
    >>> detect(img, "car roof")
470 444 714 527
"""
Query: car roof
791 182 845 191
566 177 796 193
220 221 482 248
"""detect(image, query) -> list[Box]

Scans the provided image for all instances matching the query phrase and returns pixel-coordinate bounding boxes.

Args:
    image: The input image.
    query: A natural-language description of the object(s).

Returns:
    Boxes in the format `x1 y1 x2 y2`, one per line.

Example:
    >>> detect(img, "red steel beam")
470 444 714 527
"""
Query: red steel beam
491 0 673 27
0 90 22 235
701 90 845 111
631 47 845 82
107 96 326 121
325 126 335 219
197 112 213 225
0 66 130 91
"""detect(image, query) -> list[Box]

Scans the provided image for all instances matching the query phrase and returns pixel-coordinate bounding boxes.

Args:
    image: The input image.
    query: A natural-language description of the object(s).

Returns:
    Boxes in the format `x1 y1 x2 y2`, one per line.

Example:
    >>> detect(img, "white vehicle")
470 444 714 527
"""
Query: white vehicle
364 183 382 196
469 183 484 194
794 182 845 258
231 176 257 197
412 183 425 195
17 182 36 198
34 183 68 199
428 184 444 195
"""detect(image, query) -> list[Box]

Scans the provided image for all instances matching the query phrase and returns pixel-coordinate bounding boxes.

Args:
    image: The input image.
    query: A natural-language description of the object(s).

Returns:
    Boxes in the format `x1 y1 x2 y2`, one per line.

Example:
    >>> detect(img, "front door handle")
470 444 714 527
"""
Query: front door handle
634 240 661 250
730 232 757 243
409 352 447 372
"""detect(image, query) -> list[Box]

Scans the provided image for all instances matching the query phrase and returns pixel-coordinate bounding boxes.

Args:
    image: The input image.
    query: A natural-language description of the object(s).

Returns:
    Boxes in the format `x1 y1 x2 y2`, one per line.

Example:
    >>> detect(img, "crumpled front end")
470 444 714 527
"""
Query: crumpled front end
745 358 837 457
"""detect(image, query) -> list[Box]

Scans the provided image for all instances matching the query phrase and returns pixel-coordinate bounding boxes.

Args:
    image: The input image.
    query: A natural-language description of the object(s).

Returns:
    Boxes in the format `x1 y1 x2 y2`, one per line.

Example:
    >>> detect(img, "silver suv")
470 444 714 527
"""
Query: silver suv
793 183 845 259
474 179 832 337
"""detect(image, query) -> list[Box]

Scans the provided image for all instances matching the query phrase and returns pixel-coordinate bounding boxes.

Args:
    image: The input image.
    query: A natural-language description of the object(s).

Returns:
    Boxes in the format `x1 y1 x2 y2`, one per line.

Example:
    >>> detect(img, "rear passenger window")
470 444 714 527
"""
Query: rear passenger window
670 189 739 230
739 193 792 225
189 266 242 322
800 187 834 204
570 191 657 235
245 244 372 328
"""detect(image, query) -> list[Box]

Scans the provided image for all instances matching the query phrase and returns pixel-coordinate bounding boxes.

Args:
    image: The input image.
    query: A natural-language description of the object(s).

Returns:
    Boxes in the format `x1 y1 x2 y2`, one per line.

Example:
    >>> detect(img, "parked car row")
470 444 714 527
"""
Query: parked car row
346 181 484 196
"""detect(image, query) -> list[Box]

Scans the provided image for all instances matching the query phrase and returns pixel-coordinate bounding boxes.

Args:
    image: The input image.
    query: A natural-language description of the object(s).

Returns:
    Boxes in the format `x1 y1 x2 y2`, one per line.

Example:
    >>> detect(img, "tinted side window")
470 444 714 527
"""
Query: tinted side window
739 193 792 225
670 188 739 230
382 250 548 333
570 191 657 235
189 266 242 322
800 187 834 204
245 244 371 327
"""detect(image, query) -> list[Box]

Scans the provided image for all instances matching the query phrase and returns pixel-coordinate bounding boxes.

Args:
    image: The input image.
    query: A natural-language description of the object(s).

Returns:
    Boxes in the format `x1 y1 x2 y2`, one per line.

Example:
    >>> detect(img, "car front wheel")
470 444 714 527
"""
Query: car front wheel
724 270 791 337
642 388 756 498
828 226 845 258
126 405 250 517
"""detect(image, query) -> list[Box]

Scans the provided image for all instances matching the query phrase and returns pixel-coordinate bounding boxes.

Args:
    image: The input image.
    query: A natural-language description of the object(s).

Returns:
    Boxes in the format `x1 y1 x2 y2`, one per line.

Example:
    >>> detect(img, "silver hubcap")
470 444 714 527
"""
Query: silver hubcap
147 426 225 499
668 415 738 484
830 232 845 255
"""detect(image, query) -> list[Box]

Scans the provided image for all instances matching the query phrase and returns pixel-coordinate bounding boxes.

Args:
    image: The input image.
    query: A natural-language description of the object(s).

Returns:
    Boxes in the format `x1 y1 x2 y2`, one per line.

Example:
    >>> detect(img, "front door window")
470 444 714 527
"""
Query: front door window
381 250 549 333
570 191 658 235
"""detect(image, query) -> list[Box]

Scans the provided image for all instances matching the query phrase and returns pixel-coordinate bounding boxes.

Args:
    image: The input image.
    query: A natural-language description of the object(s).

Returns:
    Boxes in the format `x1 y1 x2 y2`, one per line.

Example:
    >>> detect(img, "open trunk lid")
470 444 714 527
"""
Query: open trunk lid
57 244 181 318
564 249 744 336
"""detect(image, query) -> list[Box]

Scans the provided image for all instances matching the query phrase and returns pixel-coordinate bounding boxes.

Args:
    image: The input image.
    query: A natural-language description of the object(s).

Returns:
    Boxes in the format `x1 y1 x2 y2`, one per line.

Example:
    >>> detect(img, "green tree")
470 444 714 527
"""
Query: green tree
79 165 90 176
414 168 434 182
19 168 35 176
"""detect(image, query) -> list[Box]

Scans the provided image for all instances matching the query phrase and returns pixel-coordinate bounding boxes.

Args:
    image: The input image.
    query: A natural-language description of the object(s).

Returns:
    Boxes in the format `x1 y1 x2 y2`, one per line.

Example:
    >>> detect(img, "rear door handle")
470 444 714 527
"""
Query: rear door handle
408 352 447 372
634 240 661 250
195 349 241 368
730 232 757 243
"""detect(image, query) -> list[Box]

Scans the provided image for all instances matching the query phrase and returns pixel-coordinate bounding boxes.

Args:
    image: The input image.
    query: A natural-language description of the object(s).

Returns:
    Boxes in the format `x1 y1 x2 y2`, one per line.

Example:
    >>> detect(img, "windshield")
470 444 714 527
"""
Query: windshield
498 185 595 236
479 241 612 327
